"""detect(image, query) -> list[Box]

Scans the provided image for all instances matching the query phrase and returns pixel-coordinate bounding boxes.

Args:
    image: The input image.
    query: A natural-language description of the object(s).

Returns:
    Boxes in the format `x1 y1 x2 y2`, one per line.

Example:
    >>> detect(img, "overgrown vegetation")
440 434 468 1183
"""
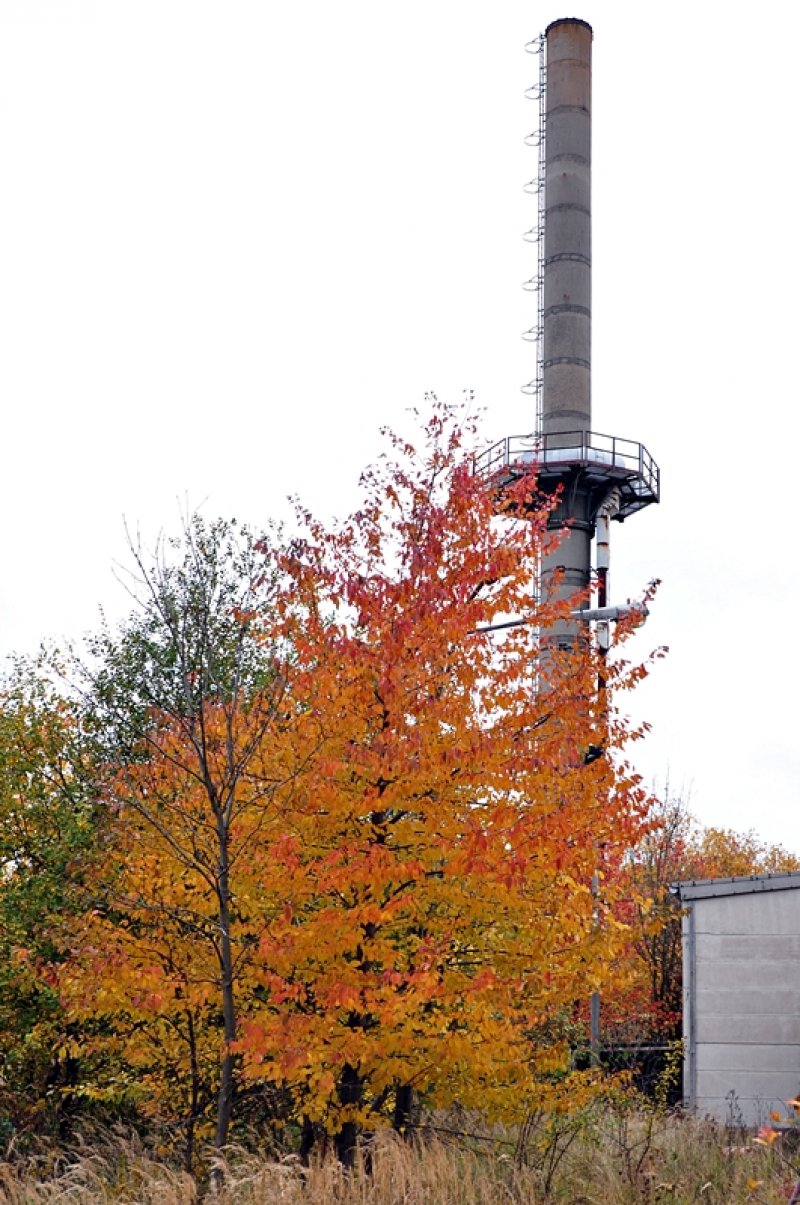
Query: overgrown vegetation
0 406 660 1168
2 403 799 1195
0 1107 796 1203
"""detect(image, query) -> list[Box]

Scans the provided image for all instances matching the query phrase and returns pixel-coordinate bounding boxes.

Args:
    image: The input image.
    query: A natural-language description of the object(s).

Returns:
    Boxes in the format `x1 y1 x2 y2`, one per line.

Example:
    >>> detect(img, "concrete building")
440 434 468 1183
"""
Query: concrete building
679 872 800 1125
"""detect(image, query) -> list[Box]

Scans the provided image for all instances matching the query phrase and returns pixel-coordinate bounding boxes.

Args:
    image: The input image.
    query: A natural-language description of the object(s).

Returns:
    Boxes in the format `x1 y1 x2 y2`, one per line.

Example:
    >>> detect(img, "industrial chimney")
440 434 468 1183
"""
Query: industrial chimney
475 17 659 646
542 18 591 444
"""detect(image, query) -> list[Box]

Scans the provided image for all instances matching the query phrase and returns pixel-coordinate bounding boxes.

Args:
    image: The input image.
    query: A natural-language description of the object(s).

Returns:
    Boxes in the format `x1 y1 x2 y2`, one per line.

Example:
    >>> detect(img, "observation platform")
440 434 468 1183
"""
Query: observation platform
472 429 660 521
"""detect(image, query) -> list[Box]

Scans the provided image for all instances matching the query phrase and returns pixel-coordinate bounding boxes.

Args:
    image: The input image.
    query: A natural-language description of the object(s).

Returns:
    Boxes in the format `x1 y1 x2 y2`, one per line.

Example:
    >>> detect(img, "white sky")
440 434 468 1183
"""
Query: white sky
1 2 798 848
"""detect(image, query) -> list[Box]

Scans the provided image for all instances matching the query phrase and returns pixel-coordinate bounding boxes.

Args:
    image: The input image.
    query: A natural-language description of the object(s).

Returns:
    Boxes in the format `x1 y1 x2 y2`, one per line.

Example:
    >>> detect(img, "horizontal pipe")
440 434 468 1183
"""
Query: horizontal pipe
470 600 647 636
577 603 648 623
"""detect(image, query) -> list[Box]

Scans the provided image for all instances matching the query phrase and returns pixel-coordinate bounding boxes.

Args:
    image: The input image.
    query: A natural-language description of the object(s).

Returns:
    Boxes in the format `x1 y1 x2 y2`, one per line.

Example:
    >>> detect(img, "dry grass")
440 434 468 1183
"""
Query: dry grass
0 1113 796 1204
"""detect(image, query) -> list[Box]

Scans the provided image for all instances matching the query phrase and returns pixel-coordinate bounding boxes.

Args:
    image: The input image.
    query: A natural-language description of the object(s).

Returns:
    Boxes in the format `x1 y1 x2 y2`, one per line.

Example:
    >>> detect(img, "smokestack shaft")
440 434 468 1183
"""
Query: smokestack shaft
542 18 592 441
540 18 593 647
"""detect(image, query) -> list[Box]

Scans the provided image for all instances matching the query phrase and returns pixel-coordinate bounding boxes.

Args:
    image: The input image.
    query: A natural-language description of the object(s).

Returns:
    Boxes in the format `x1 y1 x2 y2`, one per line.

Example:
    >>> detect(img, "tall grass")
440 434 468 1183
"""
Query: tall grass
0 1112 794 1203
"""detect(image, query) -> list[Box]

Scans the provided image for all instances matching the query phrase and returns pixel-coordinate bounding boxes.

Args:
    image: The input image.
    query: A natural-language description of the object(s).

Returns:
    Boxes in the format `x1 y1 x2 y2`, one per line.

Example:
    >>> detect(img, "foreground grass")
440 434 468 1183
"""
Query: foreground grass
0 1113 795 1204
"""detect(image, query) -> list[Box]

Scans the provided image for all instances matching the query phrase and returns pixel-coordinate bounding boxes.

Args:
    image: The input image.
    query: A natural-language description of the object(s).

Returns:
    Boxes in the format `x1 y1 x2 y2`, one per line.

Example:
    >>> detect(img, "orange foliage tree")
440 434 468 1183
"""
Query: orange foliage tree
58 405 656 1164
235 405 655 1161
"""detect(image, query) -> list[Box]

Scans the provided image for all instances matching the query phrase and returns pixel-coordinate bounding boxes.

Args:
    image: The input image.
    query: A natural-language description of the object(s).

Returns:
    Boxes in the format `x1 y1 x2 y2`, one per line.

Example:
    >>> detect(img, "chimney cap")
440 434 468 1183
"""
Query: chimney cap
545 17 593 38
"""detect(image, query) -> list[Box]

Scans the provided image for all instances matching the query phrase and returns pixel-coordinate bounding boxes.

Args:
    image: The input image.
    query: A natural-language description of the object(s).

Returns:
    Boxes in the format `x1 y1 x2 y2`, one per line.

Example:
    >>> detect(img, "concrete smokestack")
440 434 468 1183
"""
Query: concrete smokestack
540 19 594 643
542 18 592 443
473 16 658 650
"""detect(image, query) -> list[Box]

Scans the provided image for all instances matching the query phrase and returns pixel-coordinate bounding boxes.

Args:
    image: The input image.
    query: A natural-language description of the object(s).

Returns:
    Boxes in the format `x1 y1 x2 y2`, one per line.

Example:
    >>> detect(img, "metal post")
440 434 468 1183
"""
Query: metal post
590 868 601 1064
589 488 619 1064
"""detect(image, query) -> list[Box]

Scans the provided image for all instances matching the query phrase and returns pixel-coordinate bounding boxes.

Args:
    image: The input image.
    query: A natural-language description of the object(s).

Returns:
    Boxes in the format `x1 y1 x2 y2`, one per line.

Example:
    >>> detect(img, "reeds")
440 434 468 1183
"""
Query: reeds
0 1112 794 1204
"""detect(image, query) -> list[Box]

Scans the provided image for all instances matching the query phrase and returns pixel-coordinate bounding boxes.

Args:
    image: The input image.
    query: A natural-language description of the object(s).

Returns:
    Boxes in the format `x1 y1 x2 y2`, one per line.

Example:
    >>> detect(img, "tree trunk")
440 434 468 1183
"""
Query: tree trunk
214 825 237 1153
333 1063 363 1168
392 1083 417 1139
184 1009 200 1173
299 1115 318 1165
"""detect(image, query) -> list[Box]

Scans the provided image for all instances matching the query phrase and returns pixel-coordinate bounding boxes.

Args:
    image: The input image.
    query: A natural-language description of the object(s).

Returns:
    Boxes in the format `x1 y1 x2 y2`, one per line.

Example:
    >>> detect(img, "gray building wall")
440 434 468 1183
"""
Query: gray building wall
682 875 800 1126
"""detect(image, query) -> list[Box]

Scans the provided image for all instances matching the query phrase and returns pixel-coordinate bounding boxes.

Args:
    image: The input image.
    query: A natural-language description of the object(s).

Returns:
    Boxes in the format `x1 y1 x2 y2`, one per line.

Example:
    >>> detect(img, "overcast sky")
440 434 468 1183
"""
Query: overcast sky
1 1 797 848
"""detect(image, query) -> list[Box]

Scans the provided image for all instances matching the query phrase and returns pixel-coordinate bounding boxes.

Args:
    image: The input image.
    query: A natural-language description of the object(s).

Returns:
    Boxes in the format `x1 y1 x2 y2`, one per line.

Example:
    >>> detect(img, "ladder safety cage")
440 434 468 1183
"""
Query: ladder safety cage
522 31 546 433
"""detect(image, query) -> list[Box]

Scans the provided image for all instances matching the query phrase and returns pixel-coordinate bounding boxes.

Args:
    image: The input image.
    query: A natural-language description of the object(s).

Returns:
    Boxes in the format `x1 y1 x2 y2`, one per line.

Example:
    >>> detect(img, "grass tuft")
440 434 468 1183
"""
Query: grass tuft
0 1112 795 1203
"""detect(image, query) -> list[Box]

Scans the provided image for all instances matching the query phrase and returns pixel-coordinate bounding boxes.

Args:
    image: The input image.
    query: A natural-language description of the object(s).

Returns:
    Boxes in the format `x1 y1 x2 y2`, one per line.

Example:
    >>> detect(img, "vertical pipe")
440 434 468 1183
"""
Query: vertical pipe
590 867 601 1065
682 900 697 1110
595 488 620 655
589 487 618 1061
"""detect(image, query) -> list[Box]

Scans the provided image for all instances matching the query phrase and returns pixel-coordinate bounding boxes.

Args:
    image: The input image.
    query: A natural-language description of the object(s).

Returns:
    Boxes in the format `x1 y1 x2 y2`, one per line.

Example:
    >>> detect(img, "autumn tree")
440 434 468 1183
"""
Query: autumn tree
229 405 655 1162
56 407 657 1167
0 668 98 1141
687 822 800 880
58 516 294 1168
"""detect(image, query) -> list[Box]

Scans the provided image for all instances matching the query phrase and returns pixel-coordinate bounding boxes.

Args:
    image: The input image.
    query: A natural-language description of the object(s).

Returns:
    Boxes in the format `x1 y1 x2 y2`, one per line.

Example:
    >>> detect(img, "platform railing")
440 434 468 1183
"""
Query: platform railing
473 429 659 501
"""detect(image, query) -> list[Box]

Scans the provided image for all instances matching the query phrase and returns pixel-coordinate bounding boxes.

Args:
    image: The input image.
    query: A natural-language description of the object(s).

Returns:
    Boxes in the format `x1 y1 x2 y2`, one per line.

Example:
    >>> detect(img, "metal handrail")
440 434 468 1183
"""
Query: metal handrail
473 429 660 500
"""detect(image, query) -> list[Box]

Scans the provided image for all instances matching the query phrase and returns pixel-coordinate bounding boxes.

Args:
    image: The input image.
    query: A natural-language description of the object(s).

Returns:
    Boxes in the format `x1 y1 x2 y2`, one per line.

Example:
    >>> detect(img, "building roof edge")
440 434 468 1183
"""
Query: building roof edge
674 870 800 901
